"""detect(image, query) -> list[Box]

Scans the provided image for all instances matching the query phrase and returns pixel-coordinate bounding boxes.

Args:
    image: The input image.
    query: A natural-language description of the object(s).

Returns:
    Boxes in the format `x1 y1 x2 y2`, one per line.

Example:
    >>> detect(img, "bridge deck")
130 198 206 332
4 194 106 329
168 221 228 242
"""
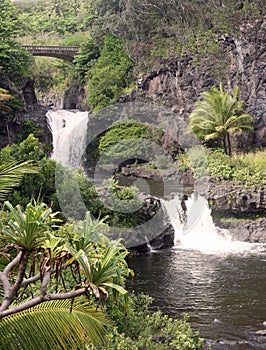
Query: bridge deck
22 45 79 62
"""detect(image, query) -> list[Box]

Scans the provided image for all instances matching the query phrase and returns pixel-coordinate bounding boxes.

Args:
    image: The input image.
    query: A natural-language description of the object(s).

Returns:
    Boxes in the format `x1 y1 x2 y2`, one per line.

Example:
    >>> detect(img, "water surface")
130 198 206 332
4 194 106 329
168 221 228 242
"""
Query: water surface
127 246 266 349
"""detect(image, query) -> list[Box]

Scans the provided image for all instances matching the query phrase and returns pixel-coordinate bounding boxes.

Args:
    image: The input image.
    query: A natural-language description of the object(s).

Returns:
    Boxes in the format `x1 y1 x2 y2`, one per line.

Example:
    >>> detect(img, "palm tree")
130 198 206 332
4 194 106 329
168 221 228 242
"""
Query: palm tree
0 299 110 349
188 83 253 155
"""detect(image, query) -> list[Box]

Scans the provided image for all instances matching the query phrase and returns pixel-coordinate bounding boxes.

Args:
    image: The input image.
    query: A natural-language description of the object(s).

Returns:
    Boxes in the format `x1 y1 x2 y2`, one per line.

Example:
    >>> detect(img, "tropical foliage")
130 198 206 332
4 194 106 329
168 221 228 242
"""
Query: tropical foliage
177 148 266 187
0 160 37 202
0 134 57 208
85 293 205 350
98 119 152 160
87 35 134 110
0 203 132 349
11 0 265 110
0 0 30 76
188 83 253 155
0 299 109 349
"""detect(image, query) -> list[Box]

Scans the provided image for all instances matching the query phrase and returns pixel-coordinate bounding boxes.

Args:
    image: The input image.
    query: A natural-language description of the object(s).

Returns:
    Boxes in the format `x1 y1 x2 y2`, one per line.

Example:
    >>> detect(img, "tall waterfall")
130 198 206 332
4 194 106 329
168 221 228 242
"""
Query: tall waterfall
46 110 89 168
163 193 256 254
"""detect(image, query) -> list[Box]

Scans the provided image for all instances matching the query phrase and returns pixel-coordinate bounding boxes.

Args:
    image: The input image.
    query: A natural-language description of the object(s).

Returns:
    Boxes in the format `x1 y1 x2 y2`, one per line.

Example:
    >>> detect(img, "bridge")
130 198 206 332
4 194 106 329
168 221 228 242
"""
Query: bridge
22 45 79 62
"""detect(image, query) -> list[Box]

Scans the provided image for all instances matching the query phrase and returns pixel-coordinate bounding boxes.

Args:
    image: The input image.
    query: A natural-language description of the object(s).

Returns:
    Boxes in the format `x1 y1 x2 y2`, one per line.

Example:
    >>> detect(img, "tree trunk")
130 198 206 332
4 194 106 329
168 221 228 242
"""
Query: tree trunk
226 132 231 156
222 136 227 154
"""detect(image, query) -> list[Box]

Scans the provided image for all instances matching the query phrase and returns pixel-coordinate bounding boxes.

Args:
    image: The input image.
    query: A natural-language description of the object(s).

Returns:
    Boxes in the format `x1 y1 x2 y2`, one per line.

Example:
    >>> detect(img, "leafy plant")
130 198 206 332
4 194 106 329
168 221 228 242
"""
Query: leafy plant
0 205 132 348
0 160 37 202
87 35 134 110
188 83 253 155
85 293 206 350
98 119 152 162
0 299 109 349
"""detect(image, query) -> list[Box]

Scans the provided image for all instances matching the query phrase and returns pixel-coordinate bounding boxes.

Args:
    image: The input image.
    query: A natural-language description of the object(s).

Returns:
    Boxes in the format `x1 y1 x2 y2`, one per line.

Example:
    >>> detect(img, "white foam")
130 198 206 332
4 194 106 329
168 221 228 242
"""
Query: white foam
163 193 266 255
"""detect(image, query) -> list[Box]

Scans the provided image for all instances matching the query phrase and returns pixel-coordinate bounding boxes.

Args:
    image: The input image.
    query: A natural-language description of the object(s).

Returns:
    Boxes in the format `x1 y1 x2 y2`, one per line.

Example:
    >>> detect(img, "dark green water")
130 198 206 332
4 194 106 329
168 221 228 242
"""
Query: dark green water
127 246 266 349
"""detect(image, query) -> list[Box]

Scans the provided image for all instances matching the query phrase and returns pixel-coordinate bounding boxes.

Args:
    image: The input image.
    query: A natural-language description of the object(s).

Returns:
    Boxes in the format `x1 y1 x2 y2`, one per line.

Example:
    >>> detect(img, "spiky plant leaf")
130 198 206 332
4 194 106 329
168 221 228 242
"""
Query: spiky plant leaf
0 298 110 350
2 201 59 250
0 161 37 201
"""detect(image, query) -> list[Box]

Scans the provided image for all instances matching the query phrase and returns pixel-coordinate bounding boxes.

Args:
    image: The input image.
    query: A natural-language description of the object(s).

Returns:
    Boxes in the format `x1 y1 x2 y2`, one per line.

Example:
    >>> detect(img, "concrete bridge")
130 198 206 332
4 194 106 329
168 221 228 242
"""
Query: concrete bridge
22 45 79 62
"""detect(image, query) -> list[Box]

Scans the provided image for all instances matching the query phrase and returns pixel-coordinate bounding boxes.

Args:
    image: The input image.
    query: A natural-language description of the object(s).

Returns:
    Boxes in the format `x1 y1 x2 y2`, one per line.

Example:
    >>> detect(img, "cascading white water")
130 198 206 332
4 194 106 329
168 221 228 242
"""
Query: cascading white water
46 110 89 168
163 193 260 254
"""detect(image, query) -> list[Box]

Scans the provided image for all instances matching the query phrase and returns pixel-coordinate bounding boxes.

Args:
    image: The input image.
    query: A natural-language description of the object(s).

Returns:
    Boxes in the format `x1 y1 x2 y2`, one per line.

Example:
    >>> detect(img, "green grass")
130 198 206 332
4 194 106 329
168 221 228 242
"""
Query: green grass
177 148 266 187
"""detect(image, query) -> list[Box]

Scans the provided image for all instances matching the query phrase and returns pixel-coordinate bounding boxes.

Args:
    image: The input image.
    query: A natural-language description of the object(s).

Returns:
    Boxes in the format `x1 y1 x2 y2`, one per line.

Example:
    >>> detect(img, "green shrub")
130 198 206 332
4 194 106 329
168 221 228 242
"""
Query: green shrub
98 120 153 165
207 150 233 180
176 148 266 186
87 35 134 110
85 293 205 350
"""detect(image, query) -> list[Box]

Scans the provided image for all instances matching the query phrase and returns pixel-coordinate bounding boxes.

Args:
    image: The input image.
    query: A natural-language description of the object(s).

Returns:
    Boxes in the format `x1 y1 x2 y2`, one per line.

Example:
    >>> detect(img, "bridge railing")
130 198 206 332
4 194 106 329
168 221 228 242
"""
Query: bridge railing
22 45 79 52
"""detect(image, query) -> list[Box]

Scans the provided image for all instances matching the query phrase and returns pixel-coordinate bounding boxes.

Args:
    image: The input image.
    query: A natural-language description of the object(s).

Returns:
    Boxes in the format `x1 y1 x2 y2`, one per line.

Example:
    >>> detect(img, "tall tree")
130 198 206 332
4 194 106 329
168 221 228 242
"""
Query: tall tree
0 0 19 39
188 83 253 155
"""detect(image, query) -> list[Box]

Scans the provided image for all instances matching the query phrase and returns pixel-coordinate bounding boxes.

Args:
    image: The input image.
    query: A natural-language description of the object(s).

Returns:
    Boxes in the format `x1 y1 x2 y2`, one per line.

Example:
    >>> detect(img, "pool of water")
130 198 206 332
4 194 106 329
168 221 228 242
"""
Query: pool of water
127 246 266 349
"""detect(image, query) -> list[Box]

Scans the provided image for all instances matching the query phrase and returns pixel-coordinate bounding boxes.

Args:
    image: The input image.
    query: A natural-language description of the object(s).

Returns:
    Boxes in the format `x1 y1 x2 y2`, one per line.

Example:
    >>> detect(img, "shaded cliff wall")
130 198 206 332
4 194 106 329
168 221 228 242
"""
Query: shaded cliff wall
0 78 51 149
127 16 266 149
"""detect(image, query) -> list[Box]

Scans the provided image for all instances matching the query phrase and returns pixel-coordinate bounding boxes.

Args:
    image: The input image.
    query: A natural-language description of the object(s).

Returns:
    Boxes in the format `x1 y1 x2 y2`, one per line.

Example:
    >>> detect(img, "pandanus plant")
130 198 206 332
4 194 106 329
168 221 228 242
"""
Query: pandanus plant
0 201 132 349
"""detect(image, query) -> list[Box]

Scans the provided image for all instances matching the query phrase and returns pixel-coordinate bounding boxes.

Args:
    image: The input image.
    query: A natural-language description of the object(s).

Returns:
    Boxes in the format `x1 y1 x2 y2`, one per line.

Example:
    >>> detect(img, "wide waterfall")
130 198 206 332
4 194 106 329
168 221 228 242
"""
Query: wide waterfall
46 109 89 168
162 193 262 254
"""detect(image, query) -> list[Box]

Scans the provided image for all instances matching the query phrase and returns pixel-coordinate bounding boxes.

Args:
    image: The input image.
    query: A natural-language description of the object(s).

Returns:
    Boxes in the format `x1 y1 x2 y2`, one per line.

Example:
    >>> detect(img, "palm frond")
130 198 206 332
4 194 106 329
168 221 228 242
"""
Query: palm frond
0 160 37 201
0 298 110 350
188 83 253 154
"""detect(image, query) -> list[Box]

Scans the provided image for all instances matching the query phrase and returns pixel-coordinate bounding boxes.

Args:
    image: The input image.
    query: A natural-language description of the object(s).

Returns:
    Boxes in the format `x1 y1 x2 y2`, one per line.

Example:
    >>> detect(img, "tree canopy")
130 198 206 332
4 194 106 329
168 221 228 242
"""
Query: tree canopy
188 83 253 155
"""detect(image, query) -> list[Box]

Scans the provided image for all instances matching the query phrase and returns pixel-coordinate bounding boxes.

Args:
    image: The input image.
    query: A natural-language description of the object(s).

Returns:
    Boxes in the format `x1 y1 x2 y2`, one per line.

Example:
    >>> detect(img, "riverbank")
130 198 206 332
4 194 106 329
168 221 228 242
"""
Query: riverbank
118 162 266 245
205 180 266 243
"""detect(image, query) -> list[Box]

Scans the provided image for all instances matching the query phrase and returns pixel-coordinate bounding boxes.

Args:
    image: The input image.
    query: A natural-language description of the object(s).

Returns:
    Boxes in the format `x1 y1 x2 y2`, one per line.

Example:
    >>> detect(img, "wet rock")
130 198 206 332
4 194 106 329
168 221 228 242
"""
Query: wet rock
129 195 175 253
215 219 266 243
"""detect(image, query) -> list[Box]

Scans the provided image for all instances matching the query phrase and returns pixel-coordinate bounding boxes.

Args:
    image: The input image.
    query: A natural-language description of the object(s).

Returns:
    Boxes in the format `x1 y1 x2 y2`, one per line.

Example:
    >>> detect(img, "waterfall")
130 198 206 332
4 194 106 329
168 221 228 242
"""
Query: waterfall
46 110 89 168
162 193 253 254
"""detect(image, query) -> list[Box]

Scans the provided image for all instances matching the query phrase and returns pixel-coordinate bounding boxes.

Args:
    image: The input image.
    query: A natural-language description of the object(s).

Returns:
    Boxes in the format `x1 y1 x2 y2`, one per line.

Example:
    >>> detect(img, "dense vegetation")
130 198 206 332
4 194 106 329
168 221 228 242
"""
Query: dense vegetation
1 1 265 348
177 148 266 188
0 138 205 349
6 0 265 110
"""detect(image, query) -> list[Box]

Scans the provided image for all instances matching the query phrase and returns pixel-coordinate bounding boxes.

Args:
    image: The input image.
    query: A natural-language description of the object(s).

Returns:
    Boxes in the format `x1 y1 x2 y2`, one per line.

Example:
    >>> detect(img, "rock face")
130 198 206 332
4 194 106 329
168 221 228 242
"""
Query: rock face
23 106 52 145
63 82 89 111
130 225 174 254
204 181 266 242
0 115 23 149
216 219 266 243
126 16 266 150
38 81 89 111
129 195 175 253
0 78 39 148
206 182 265 213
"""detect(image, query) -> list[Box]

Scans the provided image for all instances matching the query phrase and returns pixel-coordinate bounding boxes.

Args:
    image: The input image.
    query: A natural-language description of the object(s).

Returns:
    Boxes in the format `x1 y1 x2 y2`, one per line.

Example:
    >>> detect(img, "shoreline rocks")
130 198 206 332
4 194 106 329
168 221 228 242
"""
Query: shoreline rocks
215 219 266 243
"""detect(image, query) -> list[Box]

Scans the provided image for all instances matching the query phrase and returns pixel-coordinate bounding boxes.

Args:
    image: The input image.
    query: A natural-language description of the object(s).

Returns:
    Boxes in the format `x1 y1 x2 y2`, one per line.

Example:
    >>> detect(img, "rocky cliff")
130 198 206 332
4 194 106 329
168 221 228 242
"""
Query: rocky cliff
125 16 266 150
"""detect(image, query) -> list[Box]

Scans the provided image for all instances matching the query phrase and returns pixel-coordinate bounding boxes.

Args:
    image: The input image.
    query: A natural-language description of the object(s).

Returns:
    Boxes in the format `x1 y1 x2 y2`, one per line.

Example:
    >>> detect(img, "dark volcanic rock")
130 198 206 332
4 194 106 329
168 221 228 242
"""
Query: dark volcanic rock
216 219 266 243
129 195 175 253
124 16 266 151
206 182 265 213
